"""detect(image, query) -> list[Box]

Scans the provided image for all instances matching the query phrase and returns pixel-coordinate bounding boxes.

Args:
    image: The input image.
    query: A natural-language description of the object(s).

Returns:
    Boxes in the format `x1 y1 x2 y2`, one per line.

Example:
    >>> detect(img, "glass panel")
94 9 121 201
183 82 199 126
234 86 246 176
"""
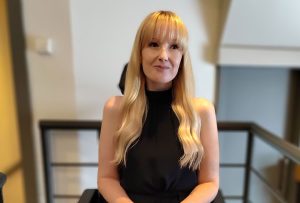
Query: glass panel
219 131 247 164
225 200 243 203
220 168 245 196
49 129 98 162
249 171 282 203
52 167 97 195
252 136 284 190
249 134 294 203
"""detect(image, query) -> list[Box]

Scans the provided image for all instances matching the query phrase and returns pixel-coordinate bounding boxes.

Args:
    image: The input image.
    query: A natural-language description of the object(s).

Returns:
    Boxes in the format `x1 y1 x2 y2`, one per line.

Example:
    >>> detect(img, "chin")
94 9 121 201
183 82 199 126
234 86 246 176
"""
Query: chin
154 78 172 84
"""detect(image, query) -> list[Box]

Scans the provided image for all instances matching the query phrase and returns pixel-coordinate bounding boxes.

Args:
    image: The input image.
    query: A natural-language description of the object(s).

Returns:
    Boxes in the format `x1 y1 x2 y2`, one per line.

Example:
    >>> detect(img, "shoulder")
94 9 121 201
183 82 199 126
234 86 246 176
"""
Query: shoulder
103 96 124 117
192 98 216 119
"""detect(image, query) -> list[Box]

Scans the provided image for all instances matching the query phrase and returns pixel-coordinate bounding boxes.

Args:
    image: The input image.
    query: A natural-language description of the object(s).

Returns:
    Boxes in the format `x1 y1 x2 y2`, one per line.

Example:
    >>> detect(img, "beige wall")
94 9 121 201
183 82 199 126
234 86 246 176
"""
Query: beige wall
0 0 25 202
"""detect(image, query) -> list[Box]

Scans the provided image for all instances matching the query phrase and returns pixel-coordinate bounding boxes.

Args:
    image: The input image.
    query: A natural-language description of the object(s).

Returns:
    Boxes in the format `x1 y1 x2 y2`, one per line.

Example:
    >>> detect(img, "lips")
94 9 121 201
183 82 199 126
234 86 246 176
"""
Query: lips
154 65 170 69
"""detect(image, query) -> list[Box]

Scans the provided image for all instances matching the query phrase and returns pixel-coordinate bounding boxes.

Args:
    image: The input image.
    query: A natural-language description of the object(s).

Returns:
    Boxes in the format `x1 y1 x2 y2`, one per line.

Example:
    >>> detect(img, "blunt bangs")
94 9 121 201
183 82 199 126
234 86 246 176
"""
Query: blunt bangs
141 11 188 52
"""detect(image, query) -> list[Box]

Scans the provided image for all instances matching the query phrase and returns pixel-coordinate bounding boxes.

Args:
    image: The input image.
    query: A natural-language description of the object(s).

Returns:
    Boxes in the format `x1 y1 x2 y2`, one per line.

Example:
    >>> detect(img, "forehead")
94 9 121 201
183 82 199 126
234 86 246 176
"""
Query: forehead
144 22 182 43
141 13 188 49
152 25 178 41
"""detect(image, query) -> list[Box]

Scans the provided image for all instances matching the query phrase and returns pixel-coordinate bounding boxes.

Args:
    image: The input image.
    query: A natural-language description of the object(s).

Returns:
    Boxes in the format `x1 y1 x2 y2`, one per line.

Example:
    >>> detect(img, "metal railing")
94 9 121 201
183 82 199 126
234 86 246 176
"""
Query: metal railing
40 120 300 203
219 122 300 203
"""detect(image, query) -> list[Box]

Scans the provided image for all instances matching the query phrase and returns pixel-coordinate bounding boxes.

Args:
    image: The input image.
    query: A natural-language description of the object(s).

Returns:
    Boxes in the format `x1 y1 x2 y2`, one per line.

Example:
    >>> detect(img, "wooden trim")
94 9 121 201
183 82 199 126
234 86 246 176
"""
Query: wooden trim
295 165 300 182
6 0 38 202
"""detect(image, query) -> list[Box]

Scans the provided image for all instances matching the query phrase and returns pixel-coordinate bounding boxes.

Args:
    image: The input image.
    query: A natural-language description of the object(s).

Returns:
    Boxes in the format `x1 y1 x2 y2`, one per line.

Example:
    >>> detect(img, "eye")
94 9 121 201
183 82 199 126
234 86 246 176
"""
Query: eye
148 42 159 47
170 44 179 49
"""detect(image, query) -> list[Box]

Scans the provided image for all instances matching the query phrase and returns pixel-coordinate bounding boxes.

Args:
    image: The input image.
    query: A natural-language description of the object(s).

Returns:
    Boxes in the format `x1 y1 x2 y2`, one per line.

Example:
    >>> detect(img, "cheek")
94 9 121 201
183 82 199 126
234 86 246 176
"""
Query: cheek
141 50 146 64
141 53 149 72
174 54 183 68
142 48 153 63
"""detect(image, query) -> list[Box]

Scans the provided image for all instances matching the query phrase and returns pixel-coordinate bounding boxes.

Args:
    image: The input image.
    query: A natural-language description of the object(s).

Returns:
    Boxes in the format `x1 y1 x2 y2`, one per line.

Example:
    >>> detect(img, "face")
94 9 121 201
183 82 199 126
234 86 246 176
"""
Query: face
142 35 183 91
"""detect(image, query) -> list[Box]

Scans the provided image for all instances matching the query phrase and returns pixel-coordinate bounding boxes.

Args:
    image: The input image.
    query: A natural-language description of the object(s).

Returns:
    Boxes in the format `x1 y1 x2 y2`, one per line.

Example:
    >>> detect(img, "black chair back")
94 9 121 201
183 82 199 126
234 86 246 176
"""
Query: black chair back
0 172 7 203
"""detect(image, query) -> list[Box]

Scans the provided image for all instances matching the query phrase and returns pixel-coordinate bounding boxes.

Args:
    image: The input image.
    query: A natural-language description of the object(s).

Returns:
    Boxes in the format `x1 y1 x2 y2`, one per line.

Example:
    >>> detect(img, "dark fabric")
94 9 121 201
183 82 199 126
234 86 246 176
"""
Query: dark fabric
118 63 127 94
127 191 189 203
80 189 225 203
0 172 6 203
0 172 6 189
118 89 197 202
212 190 225 203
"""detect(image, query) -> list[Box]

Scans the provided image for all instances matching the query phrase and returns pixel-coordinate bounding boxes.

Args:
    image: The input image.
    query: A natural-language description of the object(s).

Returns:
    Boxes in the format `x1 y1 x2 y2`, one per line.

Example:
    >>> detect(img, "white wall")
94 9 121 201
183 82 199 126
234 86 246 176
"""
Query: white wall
21 0 222 202
223 0 300 47
217 67 289 136
70 0 220 119
21 0 76 202
219 0 300 66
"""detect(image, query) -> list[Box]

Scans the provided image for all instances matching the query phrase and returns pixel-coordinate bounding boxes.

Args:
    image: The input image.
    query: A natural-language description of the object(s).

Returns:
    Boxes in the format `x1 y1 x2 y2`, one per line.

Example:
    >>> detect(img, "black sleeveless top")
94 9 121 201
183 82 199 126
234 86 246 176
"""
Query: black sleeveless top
118 89 198 203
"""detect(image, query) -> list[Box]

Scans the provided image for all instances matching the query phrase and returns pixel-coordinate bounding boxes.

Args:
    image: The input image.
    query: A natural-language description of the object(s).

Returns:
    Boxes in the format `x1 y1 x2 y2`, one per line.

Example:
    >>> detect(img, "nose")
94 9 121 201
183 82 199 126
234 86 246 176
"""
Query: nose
158 47 168 61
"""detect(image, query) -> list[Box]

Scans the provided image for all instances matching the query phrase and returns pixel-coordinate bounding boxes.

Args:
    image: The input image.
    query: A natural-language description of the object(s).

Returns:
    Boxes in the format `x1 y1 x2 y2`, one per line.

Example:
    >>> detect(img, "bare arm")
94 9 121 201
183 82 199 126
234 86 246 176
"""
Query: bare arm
182 99 220 203
98 96 133 203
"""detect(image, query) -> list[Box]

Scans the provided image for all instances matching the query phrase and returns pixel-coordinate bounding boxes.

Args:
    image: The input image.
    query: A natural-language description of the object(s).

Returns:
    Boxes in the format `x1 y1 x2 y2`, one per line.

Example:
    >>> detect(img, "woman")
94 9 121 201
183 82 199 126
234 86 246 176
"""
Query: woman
98 10 219 203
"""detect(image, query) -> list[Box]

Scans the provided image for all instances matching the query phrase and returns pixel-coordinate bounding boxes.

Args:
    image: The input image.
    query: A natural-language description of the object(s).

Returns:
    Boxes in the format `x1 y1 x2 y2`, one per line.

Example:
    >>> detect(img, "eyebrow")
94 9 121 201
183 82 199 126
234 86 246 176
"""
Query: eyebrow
150 37 178 43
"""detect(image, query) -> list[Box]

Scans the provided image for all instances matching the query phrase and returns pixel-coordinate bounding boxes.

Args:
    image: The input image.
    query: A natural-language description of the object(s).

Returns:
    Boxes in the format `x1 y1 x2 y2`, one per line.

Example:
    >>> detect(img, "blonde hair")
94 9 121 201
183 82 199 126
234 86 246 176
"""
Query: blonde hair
114 11 203 170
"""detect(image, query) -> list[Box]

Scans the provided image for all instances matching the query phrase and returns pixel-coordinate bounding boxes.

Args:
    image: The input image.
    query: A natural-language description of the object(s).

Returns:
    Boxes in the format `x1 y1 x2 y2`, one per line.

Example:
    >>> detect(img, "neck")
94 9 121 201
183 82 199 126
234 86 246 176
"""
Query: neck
146 81 172 91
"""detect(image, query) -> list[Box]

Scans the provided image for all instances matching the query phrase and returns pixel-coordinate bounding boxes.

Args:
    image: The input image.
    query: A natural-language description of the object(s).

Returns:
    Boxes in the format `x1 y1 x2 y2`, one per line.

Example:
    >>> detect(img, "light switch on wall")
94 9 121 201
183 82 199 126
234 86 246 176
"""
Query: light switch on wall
34 37 54 55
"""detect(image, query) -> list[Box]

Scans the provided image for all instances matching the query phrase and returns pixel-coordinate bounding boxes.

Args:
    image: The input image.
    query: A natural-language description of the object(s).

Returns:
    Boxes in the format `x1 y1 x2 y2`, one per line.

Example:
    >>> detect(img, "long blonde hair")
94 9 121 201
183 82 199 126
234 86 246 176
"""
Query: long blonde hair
114 11 203 170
